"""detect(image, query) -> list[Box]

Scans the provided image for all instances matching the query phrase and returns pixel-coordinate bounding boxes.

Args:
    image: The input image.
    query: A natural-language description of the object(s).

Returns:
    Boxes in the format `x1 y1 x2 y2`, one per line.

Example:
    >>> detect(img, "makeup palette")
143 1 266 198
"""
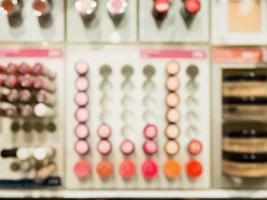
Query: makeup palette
65 46 210 189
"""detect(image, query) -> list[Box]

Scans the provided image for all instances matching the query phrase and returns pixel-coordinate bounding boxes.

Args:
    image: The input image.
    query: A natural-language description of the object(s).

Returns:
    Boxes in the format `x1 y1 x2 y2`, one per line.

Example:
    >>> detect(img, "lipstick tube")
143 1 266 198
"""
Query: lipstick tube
32 0 53 28
75 0 98 27
106 0 128 26
34 103 55 118
32 63 56 80
5 63 19 74
19 74 34 88
19 89 32 103
18 62 32 74
36 163 57 180
1 148 18 158
19 104 34 118
0 104 18 118
16 147 32 161
33 146 56 162
36 89 56 106
33 76 56 92
3 75 19 89
7 89 19 103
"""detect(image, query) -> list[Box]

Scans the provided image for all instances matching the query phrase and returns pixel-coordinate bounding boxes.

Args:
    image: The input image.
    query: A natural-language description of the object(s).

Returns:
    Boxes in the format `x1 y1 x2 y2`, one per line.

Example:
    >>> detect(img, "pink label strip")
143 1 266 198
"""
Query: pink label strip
140 49 207 59
0 48 63 58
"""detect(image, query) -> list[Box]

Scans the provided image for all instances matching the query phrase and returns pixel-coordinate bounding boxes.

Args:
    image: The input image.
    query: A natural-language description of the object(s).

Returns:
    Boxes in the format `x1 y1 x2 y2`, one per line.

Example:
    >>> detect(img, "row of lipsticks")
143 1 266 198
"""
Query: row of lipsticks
165 60 203 179
0 62 56 119
1 145 57 180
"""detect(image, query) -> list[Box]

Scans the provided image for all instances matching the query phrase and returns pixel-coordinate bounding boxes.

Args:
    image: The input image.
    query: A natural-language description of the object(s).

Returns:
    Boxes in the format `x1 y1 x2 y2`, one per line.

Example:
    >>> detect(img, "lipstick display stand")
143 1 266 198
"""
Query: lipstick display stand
0 47 65 187
66 45 210 189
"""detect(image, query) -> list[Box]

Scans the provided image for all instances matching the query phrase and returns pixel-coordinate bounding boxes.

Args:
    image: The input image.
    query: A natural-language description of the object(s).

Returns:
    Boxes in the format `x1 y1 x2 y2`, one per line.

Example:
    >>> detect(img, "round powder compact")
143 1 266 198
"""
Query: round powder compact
164 140 180 156
75 61 89 75
75 77 89 91
120 139 135 155
166 108 180 123
166 76 179 91
97 123 112 139
143 140 158 155
186 159 203 179
96 160 114 180
165 60 180 75
143 124 158 139
119 159 136 180
163 159 181 180
75 124 89 139
165 124 180 139
97 140 112 155
187 139 202 155
74 160 91 179
75 92 89 107
75 140 90 156
75 108 89 123
166 92 180 108
141 159 158 180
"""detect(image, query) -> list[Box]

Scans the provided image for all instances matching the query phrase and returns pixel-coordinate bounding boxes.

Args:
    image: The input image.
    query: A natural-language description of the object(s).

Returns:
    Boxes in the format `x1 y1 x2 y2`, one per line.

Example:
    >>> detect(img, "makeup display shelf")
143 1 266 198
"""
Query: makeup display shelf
0 0 267 199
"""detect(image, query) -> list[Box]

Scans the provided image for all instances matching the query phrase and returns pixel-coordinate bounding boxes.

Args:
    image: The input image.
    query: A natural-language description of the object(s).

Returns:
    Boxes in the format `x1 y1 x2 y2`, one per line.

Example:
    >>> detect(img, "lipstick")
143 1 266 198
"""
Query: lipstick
152 0 171 25
32 63 56 80
75 0 98 27
36 89 56 106
97 139 112 155
143 140 158 155
1 148 18 158
75 92 88 107
3 75 18 88
18 62 32 74
5 63 19 74
33 146 55 162
75 60 89 75
0 88 19 103
164 140 180 156
75 124 89 139
16 147 32 161
120 139 135 155
75 140 90 156
19 74 34 88
34 103 55 118
33 76 56 92
1 104 18 118
32 0 53 28
19 104 34 118
74 160 91 179
36 163 57 180
143 124 158 139
96 160 114 180
97 123 112 139
119 159 136 179
180 0 201 28
19 89 32 103
141 159 158 180
106 0 128 26
1 0 23 27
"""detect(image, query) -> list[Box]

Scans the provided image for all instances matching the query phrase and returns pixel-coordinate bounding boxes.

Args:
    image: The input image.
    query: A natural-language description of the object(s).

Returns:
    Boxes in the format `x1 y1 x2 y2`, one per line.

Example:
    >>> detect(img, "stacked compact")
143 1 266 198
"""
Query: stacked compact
222 69 267 178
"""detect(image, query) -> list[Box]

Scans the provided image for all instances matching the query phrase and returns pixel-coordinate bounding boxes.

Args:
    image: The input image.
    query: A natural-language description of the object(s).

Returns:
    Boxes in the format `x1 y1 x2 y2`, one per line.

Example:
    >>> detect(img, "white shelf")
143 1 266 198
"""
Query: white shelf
1 189 267 198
